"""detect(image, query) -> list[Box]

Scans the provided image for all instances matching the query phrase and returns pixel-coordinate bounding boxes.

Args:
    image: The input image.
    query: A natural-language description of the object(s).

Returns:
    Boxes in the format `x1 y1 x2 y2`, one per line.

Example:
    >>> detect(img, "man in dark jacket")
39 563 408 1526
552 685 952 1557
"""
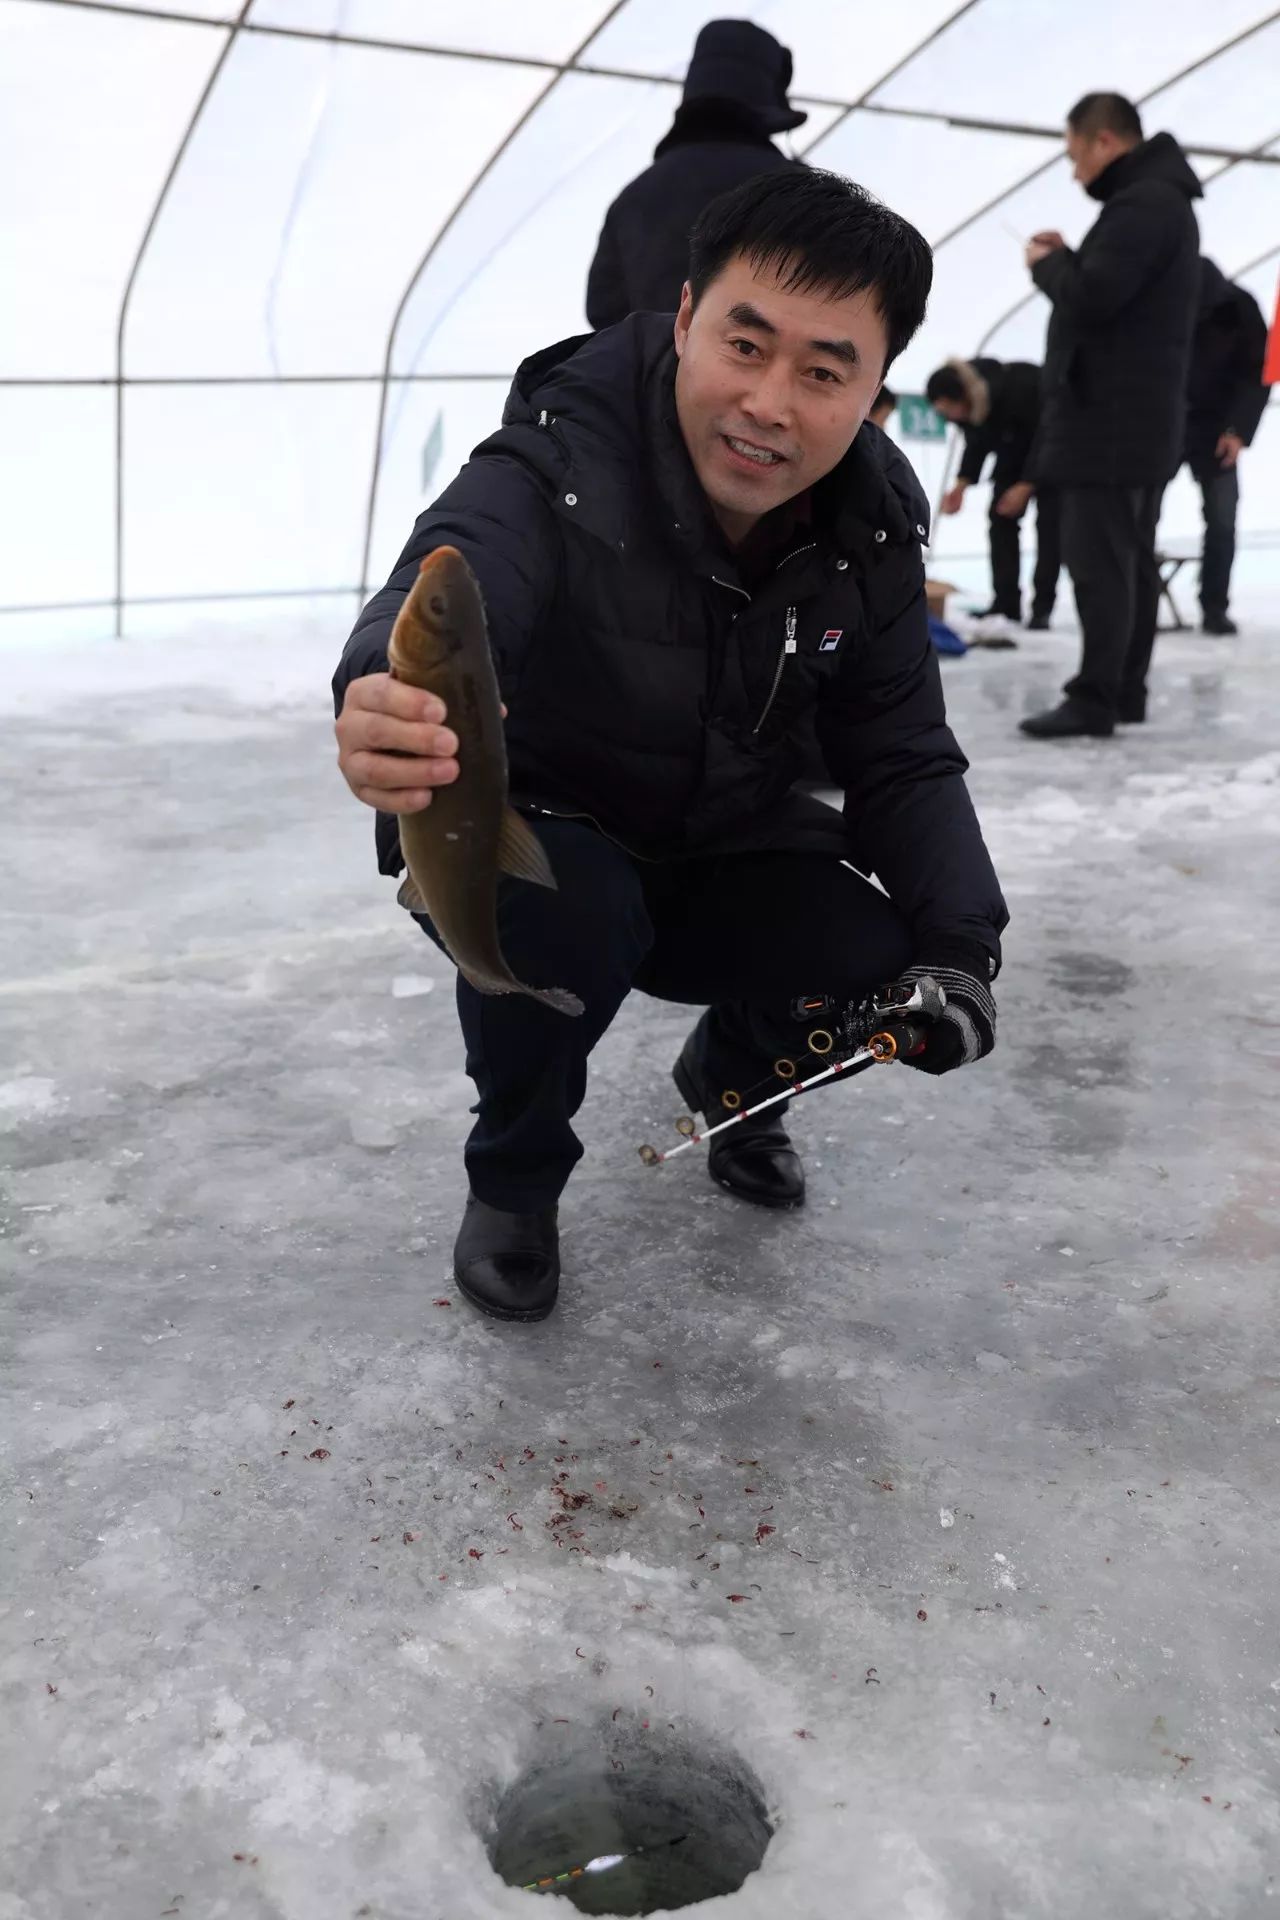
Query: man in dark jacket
586 18 803 329
926 356 1060 627
1020 93 1202 739
334 170 1007 1323
1184 257 1271 635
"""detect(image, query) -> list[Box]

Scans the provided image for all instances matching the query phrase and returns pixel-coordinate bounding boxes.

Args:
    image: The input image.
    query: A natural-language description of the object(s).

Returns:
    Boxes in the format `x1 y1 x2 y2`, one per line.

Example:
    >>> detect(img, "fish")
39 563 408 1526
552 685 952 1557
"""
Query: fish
386 546 583 1017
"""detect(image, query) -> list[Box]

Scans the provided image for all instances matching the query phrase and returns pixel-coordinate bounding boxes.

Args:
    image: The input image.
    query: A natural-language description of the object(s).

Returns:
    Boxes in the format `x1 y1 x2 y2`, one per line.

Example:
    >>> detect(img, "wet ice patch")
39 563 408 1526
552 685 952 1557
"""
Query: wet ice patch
992 1553 1019 1592
392 973 437 998
0 1075 59 1125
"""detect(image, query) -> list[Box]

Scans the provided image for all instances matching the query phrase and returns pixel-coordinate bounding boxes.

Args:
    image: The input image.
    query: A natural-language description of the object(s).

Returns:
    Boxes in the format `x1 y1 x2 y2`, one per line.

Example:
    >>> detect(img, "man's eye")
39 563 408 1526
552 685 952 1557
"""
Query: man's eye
810 367 841 384
729 338 758 356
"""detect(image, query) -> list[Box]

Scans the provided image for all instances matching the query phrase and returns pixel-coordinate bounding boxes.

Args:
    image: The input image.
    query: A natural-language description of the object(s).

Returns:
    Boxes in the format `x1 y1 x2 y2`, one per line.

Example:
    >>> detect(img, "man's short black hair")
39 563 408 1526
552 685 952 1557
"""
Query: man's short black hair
878 383 897 409
1067 92 1143 143
925 366 966 406
688 168 932 369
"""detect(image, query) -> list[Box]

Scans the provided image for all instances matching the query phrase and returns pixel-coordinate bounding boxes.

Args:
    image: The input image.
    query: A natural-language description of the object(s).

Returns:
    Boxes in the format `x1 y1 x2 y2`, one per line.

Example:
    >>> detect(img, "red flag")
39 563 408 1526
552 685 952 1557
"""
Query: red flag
1264 272 1280 386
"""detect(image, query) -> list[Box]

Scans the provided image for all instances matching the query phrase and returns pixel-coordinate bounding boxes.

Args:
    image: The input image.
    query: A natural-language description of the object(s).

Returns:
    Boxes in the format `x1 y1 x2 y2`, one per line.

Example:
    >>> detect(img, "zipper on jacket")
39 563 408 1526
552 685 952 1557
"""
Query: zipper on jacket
711 575 751 604
753 605 798 734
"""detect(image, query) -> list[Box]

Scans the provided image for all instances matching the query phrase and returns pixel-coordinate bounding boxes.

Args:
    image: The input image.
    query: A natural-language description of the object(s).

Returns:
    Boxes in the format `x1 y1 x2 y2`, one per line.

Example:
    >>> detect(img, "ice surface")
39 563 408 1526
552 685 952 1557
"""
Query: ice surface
4 583 1280 1916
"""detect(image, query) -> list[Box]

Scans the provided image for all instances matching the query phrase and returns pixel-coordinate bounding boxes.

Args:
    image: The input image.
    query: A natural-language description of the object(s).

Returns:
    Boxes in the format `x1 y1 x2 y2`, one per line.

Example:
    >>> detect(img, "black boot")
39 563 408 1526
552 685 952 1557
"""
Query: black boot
453 1194 559 1322
673 1035 805 1210
1019 699 1114 739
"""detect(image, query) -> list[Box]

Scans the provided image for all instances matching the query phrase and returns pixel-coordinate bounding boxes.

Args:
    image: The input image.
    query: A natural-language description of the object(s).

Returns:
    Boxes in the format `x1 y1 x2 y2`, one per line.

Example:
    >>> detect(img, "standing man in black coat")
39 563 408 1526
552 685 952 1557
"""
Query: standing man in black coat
1184 257 1272 635
925 356 1061 628
1020 93 1202 739
334 171 1007 1324
586 18 804 330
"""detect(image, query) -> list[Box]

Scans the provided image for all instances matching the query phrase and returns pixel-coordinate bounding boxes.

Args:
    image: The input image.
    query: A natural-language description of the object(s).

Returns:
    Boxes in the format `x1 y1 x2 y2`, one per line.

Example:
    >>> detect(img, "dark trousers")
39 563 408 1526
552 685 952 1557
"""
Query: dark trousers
416 818 914 1210
1191 461 1239 619
1060 484 1164 718
989 472 1061 620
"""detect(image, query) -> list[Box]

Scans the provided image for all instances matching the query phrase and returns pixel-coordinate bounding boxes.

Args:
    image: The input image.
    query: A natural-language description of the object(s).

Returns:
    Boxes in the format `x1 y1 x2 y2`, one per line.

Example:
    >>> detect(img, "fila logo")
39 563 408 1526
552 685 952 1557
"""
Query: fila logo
819 630 843 652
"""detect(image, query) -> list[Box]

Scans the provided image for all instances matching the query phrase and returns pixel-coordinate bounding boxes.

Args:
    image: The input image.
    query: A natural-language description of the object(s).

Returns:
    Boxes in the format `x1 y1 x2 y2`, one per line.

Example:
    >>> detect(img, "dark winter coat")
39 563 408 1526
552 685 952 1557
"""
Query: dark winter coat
586 115 796 330
334 316 1007 968
1184 257 1271 470
585 20 804 330
950 357 1045 486
1031 133 1202 487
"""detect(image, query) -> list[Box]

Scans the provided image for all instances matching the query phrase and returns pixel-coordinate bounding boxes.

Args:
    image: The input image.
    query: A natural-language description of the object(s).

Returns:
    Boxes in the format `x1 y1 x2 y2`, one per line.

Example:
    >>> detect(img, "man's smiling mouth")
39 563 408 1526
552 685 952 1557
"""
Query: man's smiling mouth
723 433 786 468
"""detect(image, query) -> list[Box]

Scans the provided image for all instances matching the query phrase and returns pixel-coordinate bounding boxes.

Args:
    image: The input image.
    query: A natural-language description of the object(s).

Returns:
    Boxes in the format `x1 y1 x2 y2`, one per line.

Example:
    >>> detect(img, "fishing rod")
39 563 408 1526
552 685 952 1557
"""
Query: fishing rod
638 983 931 1169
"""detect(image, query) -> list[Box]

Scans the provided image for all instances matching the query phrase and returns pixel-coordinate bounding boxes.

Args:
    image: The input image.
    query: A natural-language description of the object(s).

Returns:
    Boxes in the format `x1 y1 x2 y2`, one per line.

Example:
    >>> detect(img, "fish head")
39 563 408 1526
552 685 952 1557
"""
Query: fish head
388 546 482 681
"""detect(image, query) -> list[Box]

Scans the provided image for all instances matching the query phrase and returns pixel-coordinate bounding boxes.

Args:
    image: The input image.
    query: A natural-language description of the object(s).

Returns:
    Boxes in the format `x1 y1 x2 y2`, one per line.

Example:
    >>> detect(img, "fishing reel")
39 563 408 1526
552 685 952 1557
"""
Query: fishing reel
791 983 932 1060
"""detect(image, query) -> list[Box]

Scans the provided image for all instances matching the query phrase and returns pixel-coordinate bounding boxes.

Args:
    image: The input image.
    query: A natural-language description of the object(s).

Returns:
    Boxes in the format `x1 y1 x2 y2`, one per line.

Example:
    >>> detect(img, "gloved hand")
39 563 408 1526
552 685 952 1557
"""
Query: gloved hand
846 941 997 1077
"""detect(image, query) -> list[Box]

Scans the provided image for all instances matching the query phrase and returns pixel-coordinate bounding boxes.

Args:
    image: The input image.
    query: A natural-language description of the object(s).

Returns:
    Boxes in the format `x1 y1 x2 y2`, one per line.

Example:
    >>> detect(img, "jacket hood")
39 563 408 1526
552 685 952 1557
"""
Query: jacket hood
653 99 784 159
671 19 806 140
1089 130 1203 204
944 356 991 426
503 313 926 556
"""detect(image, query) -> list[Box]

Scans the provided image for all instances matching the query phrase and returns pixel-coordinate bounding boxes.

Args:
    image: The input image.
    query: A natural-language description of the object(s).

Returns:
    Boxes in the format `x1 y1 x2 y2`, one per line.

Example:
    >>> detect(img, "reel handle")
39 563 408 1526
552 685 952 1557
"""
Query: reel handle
868 1021 929 1061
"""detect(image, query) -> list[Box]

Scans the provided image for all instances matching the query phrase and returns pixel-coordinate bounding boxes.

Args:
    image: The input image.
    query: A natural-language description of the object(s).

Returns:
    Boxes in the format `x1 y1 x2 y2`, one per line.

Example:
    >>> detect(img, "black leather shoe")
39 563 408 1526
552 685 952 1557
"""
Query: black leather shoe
453 1195 559 1322
973 601 1022 624
1019 700 1114 739
673 1038 805 1210
1202 612 1237 636
1027 610 1052 631
1117 693 1147 724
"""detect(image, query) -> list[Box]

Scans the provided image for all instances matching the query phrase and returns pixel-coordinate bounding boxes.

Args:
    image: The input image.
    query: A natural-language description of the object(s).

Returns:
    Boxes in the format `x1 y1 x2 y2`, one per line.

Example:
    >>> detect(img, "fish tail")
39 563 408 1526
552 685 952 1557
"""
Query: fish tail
457 966 583 1017
528 986 585 1018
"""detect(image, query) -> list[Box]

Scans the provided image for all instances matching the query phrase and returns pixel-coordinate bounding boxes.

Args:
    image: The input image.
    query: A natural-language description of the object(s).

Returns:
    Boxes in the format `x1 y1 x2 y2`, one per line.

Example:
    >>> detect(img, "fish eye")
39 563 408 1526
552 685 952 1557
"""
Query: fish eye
429 594 447 616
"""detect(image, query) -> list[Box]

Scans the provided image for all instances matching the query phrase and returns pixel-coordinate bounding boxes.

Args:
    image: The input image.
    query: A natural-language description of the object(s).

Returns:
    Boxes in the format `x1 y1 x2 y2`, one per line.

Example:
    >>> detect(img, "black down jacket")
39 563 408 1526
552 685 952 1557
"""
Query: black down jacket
334 314 1008 968
586 19 803 328
585 114 796 330
951 356 1045 485
1184 257 1272 469
1031 132 1202 487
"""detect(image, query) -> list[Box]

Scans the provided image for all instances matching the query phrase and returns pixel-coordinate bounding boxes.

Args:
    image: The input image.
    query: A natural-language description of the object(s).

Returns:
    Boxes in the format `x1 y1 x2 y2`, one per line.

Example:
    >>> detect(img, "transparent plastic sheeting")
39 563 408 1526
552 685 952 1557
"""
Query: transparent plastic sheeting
0 0 1275 632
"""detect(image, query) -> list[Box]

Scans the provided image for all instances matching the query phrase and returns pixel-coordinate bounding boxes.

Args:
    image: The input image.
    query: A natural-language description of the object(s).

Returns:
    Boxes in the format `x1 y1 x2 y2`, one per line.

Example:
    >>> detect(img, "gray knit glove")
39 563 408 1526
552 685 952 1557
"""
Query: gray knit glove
848 941 997 1077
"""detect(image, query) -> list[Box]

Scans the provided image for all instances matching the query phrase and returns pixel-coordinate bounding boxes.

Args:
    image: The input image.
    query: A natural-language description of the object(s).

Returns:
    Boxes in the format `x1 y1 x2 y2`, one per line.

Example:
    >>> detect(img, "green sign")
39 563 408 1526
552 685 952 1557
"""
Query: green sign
421 411 445 493
895 394 946 443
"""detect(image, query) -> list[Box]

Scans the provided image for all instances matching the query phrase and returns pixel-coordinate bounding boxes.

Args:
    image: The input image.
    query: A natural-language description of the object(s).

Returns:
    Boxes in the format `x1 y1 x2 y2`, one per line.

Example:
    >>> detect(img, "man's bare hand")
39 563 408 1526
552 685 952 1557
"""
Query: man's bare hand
995 481 1035 519
335 673 459 814
1215 431 1244 470
1026 230 1066 268
940 484 968 515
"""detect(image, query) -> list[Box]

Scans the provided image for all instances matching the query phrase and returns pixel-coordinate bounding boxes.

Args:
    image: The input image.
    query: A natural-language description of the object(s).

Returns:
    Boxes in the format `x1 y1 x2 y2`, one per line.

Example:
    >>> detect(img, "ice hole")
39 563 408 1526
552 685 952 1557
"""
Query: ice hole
486 1719 772 1913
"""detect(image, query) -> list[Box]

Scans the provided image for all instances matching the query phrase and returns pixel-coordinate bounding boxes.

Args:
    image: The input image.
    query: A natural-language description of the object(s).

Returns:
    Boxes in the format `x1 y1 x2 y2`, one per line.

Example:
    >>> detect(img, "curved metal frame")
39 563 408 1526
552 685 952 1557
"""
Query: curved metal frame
354 0 633 596
973 130 1280 361
356 0 1000 595
112 0 253 635
30 2 1280 160
921 11 1280 258
795 0 983 160
1229 240 1280 281
12 0 1278 629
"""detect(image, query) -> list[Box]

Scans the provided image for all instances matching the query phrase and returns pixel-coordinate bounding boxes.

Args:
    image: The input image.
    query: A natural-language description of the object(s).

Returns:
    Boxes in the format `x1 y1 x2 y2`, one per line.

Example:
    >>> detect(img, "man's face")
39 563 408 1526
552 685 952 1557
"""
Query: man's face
931 396 970 426
1066 124 1124 186
673 254 890 545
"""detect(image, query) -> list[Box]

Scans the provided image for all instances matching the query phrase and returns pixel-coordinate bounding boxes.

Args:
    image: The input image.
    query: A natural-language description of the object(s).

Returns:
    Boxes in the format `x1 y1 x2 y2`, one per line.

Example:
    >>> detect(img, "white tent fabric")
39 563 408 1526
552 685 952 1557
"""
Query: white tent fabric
2 0 1277 637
